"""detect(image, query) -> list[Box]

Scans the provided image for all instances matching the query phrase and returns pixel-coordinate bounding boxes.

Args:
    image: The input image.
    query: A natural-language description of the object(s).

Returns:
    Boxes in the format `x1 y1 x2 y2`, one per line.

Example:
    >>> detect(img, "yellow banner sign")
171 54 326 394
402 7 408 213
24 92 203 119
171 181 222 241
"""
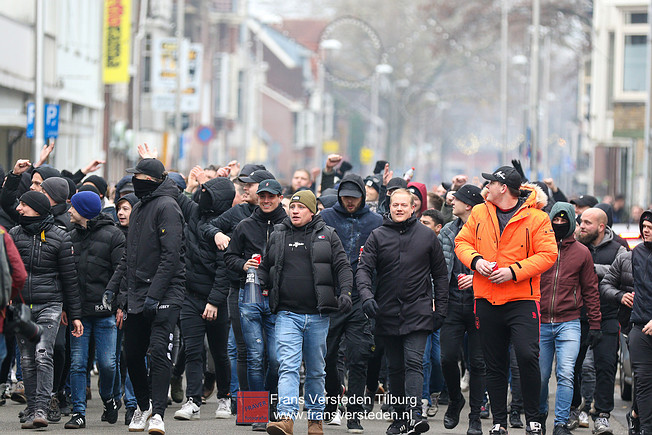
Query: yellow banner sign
103 0 131 84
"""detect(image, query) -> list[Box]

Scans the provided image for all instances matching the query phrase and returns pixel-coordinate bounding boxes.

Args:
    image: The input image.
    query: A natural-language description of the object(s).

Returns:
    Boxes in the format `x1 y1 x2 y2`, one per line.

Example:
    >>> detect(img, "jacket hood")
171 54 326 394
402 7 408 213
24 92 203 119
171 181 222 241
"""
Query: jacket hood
595 226 616 248
141 177 179 202
549 201 576 239
595 203 614 227
481 182 548 211
337 173 366 210
318 194 338 209
84 213 117 231
116 193 139 208
200 177 235 216
639 210 652 237
407 182 428 214
114 175 134 202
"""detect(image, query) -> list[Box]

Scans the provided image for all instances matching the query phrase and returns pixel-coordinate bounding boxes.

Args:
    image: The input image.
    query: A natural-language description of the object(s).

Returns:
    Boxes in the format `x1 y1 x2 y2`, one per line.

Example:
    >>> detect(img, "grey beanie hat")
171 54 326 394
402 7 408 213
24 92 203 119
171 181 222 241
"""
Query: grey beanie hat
41 177 70 205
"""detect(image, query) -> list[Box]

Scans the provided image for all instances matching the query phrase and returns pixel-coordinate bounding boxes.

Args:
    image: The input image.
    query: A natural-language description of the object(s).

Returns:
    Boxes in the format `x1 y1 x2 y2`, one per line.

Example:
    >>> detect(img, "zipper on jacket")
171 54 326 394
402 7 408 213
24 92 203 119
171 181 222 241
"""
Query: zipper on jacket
551 247 561 322
29 234 36 304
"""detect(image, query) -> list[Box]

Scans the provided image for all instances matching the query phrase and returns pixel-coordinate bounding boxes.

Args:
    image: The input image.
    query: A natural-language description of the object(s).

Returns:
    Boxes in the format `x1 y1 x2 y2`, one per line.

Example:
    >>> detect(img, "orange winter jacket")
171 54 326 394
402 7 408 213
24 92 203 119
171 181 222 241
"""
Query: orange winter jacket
454 184 558 305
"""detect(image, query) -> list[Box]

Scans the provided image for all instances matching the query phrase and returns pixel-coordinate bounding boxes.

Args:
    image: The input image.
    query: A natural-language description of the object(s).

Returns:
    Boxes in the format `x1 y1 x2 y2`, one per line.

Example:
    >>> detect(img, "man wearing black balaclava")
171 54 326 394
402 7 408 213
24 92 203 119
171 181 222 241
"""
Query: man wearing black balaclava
538 202 601 434
104 158 185 434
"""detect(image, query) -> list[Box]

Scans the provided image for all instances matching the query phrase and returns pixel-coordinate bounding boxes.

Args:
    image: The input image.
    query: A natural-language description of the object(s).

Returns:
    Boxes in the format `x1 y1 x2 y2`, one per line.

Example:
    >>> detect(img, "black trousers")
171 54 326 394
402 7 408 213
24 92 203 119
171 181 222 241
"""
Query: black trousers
592 318 619 416
53 324 70 393
179 293 231 405
125 306 180 417
440 303 486 418
325 301 374 415
381 331 429 419
630 325 652 432
366 331 386 392
228 287 249 392
475 299 541 427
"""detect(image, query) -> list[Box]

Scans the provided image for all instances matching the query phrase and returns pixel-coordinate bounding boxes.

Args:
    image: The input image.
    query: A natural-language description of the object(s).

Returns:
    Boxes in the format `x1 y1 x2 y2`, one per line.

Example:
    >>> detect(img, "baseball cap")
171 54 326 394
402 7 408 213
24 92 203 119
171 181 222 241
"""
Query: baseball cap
237 164 266 182
453 184 484 207
339 181 363 198
386 177 408 192
126 158 166 179
256 179 283 195
481 166 522 190
239 169 275 184
570 195 598 208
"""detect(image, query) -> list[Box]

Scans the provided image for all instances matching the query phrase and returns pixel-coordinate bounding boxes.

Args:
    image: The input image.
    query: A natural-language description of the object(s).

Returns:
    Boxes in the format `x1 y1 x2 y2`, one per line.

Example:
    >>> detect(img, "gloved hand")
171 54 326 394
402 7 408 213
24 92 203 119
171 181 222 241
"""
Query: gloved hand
337 293 352 313
433 313 445 331
588 329 602 348
362 299 378 319
143 296 159 320
102 290 114 311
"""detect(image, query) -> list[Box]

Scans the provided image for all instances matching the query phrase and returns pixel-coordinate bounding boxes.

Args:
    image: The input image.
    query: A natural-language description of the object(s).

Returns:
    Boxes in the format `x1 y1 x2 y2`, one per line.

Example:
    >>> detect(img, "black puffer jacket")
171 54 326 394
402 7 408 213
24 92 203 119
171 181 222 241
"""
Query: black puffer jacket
259 215 353 314
52 202 74 232
224 205 288 288
107 177 185 314
438 218 474 306
70 214 125 317
601 250 634 332
178 177 235 306
356 215 449 336
10 216 82 319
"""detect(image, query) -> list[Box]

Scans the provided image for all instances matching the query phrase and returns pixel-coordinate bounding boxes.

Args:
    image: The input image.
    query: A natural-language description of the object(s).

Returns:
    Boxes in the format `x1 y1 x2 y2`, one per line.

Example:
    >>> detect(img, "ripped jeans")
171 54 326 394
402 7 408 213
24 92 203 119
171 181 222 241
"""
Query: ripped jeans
17 303 62 412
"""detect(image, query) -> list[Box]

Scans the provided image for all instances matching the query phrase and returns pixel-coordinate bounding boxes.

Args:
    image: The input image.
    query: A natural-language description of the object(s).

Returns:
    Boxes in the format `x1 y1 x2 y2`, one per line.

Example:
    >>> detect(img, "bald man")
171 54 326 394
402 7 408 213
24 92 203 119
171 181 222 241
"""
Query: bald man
573 207 626 435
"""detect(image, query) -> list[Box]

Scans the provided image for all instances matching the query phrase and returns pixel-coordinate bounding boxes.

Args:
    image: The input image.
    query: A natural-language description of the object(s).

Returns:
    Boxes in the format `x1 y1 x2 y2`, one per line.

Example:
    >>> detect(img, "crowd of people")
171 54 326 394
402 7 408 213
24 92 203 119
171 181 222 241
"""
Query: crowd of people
0 143 649 435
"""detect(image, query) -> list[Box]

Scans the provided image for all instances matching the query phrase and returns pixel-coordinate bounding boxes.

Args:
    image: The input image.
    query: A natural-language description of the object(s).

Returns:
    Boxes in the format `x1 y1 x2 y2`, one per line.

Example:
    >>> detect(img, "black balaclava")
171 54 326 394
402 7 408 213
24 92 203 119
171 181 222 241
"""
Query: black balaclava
132 177 161 199
552 210 571 241
199 187 214 214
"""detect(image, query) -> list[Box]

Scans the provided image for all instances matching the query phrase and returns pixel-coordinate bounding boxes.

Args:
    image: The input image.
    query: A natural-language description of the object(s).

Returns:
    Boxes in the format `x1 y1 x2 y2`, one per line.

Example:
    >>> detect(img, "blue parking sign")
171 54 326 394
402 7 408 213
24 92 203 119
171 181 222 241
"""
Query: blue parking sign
26 103 60 139
26 103 35 138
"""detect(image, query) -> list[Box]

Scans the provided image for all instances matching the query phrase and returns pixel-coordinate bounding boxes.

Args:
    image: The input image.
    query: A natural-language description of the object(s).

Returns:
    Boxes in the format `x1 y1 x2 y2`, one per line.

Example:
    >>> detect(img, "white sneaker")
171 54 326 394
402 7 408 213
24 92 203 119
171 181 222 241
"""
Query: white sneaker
579 410 590 428
128 403 152 432
215 398 231 419
461 370 470 392
174 398 200 420
148 414 165 434
422 399 429 418
327 409 342 425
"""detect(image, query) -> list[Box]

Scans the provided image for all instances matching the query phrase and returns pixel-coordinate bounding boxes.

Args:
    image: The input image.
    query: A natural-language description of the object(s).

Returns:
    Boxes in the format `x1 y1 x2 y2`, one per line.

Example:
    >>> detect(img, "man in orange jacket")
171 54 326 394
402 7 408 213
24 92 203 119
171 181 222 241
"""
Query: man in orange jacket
455 166 557 435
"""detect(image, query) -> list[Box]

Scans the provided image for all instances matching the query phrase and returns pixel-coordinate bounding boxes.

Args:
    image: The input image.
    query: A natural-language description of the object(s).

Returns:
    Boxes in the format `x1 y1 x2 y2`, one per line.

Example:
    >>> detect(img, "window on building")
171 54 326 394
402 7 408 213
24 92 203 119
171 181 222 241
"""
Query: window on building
628 12 648 24
623 34 647 92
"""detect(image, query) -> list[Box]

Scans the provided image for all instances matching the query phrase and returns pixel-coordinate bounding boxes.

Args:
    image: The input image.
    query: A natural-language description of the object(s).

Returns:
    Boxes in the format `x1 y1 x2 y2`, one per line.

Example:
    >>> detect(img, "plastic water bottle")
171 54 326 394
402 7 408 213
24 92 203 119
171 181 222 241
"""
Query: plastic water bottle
403 167 415 182
243 254 263 304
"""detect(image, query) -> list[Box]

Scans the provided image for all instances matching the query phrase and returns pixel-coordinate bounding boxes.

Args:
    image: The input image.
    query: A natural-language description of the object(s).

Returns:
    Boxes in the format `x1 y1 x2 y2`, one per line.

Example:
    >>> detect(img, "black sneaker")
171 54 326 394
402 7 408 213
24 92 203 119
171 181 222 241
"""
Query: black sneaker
443 395 466 429
124 407 135 426
553 424 572 435
59 392 72 416
627 410 640 435
64 412 86 429
103 397 118 424
489 424 508 435
252 422 267 431
407 416 430 434
526 421 543 435
347 416 364 433
47 396 61 422
387 419 409 435
467 417 482 435
510 409 523 428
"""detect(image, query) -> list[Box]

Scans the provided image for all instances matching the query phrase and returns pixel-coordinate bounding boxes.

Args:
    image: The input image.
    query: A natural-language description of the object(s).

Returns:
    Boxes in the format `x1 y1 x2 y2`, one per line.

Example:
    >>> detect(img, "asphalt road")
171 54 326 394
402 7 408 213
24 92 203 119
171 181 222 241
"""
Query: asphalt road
0 378 631 434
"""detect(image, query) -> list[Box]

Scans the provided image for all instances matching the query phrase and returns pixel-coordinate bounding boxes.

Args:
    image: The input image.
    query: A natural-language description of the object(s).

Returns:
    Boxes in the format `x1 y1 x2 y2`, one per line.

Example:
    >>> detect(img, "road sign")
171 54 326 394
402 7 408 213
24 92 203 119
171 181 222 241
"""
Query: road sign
26 103 60 139
196 125 215 144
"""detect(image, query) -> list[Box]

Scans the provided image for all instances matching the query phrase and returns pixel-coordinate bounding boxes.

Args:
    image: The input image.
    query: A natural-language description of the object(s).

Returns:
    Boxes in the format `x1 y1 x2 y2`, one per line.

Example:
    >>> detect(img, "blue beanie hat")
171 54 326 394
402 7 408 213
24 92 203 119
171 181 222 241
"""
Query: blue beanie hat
71 191 102 220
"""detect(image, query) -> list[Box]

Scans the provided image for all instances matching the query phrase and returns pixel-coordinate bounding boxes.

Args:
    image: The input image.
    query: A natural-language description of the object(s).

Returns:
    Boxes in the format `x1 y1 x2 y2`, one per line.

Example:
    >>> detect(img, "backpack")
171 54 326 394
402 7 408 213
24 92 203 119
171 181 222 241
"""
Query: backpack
0 229 13 307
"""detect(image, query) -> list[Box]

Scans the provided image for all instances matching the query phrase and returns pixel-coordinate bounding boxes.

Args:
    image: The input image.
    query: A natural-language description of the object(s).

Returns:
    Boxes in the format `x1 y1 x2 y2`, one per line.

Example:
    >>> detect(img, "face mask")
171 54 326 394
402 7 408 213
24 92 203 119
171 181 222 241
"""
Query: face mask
132 177 160 199
552 221 570 241
199 188 214 214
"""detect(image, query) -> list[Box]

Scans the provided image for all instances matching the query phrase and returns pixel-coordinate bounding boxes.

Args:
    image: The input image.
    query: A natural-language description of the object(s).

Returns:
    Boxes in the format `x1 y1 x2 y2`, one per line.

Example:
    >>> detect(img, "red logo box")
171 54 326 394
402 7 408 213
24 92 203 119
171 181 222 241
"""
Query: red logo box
236 391 269 424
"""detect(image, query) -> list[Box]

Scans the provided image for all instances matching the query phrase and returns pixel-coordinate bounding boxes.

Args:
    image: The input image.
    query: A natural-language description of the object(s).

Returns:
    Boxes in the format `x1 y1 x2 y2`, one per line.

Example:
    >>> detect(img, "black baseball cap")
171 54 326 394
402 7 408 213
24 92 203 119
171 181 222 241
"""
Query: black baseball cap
482 166 521 190
570 195 598 208
339 181 363 198
453 184 484 207
386 177 408 192
126 158 166 179
239 169 275 184
237 164 266 182
256 179 283 195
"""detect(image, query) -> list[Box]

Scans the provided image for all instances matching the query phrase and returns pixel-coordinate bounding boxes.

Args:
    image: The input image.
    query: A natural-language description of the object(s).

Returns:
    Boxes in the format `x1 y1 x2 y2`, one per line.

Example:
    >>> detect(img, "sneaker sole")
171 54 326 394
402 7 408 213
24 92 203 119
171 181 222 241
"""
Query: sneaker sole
148 429 165 435
266 427 291 435
579 423 589 428
11 394 27 404
174 413 200 421
32 419 48 428
347 428 364 434
215 412 231 419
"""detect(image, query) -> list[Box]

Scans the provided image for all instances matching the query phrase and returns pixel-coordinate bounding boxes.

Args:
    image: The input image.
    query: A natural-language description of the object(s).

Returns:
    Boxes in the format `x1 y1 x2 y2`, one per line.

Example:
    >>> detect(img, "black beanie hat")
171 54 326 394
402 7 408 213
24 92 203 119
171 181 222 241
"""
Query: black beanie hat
78 184 101 196
32 166 61 180
83 175 108 197
19 191 51 216
64 177 77 200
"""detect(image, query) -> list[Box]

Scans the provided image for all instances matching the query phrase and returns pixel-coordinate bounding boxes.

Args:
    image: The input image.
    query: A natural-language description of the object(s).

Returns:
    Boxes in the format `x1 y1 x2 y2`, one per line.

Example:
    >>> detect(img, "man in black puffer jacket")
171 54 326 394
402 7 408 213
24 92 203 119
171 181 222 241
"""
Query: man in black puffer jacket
105 158 185 434
173 177 235 421
65 191 125 429
10 191 83 430
357 188 448 435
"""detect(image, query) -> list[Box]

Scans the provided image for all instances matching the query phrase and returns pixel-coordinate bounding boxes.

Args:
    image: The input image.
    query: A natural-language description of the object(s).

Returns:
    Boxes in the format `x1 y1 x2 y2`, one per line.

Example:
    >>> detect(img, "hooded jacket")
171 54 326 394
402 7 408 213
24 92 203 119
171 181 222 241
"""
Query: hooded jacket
455 183 558 305
259 215 353 314
356 215 449 336
70 213 125 317
107 177 185 313
9 215 82 319
407 182 428 215
540 202 601 328
319 174 382 301
177 177 235 306
630 210 652 325
224 204 288 288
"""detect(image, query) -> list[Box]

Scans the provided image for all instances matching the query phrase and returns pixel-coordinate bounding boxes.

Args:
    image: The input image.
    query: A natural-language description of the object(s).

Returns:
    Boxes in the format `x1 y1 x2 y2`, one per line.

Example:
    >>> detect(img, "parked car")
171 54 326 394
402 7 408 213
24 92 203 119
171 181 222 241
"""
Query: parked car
612 223 642 249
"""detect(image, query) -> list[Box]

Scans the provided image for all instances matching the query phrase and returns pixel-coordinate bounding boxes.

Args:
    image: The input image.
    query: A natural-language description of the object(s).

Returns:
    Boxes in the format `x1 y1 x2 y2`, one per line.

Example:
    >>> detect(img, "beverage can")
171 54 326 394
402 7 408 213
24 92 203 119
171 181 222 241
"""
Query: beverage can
488 261 498 271
252 254 262 265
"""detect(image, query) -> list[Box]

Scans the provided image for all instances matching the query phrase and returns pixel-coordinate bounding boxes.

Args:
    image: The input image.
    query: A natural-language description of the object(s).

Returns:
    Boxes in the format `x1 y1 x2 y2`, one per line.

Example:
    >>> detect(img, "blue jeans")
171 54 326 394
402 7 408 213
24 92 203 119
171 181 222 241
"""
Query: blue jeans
0 333 6 369
539 320 581 425
239 290 278 392
275 311 329 420
70 316 117 413
422 330 445 402
228 327 239 396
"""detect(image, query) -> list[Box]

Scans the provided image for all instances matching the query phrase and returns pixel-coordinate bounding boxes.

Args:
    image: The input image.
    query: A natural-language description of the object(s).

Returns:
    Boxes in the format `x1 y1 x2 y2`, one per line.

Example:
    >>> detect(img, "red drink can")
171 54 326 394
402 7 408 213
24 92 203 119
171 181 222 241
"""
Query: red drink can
252 254 262 265
488 261 498 271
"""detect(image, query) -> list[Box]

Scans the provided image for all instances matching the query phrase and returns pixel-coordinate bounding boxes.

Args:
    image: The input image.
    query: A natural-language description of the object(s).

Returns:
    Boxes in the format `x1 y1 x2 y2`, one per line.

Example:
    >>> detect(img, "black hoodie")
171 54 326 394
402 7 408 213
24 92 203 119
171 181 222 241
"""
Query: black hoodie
107 177 186 313
177 177 235 305
631 210 652 325
224 204 288 289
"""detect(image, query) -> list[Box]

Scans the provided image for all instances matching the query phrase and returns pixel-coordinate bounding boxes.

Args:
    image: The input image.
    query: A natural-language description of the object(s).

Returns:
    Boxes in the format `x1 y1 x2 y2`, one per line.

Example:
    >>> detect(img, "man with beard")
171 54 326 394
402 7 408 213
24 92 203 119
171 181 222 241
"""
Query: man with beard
574 208 626 435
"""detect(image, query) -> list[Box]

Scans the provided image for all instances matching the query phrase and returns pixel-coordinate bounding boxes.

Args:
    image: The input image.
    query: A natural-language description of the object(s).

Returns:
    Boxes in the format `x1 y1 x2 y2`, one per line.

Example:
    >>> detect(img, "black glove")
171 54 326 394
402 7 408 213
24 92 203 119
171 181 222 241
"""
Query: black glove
587 329 602 348
143 296 159 320
337 293 352 313
432 312 445 331
362 299 378 319
102 290 114 311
